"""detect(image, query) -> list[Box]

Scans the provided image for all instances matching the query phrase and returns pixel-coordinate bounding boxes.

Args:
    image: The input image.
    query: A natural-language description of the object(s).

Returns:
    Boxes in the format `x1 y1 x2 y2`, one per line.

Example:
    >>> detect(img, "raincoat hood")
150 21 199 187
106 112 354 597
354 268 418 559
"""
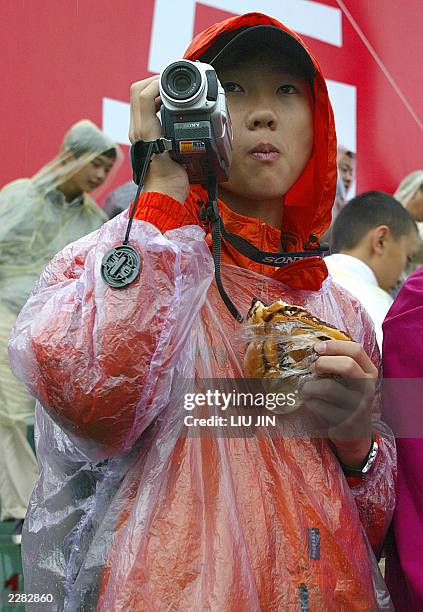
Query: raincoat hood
184 12 337 249
394 169 423 208
32 119 123 200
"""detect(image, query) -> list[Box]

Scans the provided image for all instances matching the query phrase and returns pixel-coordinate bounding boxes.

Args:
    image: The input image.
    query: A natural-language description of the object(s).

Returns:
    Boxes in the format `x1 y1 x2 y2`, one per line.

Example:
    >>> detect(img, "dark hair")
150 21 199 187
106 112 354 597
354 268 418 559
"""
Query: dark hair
101 148 117 160
71 146 117 160
331 191 418 253
213 43 311 82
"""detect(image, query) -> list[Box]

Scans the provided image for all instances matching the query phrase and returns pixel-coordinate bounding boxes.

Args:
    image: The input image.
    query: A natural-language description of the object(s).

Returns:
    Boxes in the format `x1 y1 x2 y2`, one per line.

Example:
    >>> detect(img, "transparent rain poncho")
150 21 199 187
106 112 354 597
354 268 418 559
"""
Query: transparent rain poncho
0 119 122 315
9 214 396 611
393 169 423 276
394 169 423 210
0 120 121 520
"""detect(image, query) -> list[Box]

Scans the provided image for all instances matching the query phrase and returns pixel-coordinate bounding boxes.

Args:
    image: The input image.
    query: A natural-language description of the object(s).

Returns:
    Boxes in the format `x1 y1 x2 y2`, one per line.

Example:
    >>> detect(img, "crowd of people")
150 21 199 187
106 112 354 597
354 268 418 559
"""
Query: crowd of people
1 10 422 611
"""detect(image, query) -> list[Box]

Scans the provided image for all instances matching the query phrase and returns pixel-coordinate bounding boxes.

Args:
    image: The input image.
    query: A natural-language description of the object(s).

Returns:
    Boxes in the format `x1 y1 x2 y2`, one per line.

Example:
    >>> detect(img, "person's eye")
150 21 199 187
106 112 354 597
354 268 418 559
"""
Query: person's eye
223 82 243 93
278 84 299 94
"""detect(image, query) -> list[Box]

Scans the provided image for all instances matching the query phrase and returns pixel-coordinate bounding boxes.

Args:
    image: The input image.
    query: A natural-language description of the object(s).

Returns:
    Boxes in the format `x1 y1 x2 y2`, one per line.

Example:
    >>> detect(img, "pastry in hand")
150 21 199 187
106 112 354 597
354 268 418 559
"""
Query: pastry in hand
244 299 351 379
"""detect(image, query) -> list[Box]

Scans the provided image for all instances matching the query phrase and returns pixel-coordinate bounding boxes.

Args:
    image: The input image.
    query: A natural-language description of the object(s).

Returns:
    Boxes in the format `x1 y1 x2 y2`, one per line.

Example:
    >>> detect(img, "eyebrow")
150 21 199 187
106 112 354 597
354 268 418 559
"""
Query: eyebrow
96 157 114 167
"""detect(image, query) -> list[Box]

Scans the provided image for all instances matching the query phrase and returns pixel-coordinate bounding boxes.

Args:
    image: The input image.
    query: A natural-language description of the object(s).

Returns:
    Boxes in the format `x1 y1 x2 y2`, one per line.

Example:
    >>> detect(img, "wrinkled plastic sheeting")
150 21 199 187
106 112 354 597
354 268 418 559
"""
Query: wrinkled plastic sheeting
0 183 108 316
9 214 395 610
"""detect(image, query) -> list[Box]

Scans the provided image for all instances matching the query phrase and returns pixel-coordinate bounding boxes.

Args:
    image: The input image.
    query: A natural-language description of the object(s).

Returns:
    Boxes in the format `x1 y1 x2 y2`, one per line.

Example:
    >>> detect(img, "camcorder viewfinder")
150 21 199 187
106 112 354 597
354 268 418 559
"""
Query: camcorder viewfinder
159 60 232 184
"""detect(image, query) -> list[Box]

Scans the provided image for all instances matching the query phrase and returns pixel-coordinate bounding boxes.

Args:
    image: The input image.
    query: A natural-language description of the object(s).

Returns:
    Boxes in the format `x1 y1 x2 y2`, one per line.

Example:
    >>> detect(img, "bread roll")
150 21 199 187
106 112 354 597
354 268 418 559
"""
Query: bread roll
244 299 351 379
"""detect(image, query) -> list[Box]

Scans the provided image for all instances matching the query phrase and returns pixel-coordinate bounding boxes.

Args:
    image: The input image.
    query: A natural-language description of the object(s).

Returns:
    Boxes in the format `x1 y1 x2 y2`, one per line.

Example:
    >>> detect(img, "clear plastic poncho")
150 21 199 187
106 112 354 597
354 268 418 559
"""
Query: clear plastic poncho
9 214 396 611
393 169 423 275
0 119 121 315
0 120 121 521
394 169 423 210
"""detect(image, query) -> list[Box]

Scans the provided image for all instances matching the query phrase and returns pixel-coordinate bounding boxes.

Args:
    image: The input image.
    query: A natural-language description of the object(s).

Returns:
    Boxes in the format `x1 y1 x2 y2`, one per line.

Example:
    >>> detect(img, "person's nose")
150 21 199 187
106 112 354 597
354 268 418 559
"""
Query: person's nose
95 166 107 184
246 107 278 131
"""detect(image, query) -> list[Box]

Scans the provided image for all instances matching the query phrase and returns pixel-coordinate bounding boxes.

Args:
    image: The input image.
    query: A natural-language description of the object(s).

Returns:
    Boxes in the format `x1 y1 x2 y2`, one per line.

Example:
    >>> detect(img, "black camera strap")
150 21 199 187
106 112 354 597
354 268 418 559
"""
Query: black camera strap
130 138 173 185
101 141 155 288
199 188 327 323
203 181 244 322
219 223 327 266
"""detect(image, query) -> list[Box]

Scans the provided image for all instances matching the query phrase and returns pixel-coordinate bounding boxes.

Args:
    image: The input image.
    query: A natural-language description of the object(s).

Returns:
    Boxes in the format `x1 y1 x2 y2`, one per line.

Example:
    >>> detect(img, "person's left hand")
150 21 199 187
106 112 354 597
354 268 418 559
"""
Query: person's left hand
300 340 378 467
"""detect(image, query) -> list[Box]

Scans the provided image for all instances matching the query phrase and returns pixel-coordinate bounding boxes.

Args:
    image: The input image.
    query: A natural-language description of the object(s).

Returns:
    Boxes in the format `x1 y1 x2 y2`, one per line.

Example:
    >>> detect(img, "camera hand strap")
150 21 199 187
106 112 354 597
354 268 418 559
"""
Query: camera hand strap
130 138 173 185
102 138 246 322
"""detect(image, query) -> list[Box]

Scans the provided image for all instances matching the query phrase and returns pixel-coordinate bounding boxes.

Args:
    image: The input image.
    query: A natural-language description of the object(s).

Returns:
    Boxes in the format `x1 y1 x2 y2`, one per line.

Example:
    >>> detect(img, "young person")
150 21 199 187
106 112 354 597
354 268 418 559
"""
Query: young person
395 170 423 223
0 119 119 524
337 147 355 195
9 14 395 610
394 170 423 277
325 191 418 351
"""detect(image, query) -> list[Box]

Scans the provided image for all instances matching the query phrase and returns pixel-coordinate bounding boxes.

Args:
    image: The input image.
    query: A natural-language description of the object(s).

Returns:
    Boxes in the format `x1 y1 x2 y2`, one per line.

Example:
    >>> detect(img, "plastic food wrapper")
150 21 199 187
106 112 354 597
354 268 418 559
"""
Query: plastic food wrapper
244 320 321 375
241 299 354 413
9 215 396 611
243 322 320 415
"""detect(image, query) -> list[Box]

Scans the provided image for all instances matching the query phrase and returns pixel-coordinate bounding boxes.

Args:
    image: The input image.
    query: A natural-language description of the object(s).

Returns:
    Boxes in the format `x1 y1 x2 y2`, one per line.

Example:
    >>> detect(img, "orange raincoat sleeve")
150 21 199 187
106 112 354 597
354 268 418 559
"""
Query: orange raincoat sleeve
9 202 213 456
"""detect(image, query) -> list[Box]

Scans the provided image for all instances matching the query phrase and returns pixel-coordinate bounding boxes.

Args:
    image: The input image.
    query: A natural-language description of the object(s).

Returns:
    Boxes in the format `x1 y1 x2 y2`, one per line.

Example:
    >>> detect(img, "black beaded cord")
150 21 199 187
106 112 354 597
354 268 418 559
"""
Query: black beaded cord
101 142 154 289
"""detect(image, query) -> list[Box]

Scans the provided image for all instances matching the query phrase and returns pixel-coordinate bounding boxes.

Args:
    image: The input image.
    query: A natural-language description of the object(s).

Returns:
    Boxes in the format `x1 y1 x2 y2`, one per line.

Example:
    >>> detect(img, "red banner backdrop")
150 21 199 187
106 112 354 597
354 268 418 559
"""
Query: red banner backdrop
1 0 422 202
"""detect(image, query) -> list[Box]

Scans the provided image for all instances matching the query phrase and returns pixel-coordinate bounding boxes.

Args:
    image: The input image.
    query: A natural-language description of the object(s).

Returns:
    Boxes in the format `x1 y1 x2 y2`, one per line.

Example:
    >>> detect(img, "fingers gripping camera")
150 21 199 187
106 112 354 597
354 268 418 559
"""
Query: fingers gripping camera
160 60 232 184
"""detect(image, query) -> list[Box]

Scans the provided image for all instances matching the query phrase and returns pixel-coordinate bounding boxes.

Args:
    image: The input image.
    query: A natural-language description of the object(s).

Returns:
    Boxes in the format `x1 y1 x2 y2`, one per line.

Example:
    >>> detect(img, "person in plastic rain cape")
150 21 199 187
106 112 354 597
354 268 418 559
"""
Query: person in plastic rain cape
9 14 395 611
394 170 423 276
0 119 120 522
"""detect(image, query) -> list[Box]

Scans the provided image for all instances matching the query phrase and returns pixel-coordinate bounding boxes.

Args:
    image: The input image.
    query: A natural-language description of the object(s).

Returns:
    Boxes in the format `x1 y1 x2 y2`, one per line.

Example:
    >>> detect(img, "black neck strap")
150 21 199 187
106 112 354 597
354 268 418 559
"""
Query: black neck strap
199 190 327 323
204 181 244 322
219 222 327 266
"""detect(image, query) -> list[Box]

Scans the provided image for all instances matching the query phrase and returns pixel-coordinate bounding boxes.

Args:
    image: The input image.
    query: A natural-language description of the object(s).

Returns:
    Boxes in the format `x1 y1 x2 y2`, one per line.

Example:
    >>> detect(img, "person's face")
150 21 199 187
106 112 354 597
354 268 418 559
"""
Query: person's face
406 187 423 222
217 57 313 202
375 229 418 291
69 154 115 193
337 153 354 193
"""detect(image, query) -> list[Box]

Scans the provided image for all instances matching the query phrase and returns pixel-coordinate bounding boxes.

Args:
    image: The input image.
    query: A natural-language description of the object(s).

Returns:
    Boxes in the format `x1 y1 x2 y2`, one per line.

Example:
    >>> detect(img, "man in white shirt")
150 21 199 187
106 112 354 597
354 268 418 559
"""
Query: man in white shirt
325 191 418 351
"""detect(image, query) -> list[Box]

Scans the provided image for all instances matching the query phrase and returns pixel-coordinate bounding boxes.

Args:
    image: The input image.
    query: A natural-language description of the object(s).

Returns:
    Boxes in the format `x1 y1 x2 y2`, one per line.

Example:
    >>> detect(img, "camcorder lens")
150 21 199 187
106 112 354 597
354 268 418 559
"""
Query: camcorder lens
173 73 192 93
161 62 202 101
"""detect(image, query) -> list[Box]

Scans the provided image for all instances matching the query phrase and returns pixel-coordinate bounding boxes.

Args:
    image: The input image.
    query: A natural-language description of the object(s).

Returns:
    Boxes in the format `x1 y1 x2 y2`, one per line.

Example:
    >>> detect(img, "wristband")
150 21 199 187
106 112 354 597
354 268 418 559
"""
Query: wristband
335 436 380 479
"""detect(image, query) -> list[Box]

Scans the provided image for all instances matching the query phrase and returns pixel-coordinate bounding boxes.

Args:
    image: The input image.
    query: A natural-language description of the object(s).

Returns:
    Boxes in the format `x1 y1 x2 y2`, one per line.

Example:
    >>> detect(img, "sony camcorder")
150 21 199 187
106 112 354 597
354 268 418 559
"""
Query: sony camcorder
159 60 232 184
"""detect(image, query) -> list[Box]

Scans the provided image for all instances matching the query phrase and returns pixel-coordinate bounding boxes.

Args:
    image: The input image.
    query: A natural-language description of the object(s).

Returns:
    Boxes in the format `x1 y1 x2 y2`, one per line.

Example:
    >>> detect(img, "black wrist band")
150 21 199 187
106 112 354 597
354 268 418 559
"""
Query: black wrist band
131 138 173 185
335 437 380 479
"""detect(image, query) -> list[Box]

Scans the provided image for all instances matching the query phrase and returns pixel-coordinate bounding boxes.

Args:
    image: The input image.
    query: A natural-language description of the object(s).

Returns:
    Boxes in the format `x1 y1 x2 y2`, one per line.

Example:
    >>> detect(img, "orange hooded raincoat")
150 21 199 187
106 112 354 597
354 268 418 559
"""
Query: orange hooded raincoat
10 13 395 612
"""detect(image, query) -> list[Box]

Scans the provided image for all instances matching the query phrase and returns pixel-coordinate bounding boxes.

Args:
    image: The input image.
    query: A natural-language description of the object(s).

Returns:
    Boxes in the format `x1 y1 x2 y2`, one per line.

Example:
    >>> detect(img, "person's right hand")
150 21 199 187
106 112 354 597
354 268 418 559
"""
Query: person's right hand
129 76 190 203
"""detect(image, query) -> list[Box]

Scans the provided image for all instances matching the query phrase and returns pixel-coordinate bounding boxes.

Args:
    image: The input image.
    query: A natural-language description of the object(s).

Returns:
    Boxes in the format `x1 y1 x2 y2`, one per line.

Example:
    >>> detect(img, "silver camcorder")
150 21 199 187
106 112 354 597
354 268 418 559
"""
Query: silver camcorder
159 60 232 184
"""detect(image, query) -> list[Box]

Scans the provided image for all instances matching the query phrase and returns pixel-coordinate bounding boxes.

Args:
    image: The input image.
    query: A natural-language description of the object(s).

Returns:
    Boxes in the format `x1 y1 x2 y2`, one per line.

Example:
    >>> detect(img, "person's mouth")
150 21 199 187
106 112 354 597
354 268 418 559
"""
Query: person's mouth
248 143 280 162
